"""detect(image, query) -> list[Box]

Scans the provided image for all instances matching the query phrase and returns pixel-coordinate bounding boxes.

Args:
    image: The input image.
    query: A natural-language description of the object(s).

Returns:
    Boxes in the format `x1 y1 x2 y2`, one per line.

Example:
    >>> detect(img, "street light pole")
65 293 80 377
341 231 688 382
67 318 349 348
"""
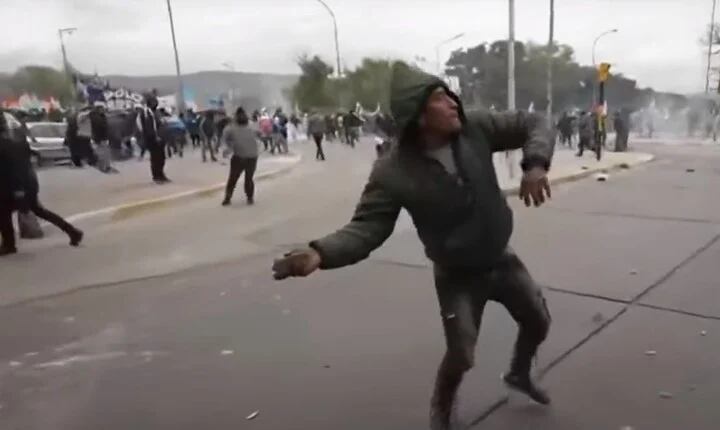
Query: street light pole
166 0 185 113
546 0 555 125
508 0 516 111
706 0 718 93
58 27 77 106
592 28 618 67
591 28 618 108
435 33 465 76
316 0 342 78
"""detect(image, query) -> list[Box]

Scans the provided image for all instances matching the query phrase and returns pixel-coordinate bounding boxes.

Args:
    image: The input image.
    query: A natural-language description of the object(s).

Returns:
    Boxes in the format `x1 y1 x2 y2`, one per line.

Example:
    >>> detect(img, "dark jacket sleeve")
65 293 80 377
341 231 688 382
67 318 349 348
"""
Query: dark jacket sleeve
309 165 401 269
466 109 554 171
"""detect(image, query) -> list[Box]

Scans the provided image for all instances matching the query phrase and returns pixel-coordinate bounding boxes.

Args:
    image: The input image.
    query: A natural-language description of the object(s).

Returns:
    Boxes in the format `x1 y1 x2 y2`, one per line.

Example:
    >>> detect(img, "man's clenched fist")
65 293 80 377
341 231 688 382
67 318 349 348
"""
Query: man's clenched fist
519 167 551 207
272 248 322 280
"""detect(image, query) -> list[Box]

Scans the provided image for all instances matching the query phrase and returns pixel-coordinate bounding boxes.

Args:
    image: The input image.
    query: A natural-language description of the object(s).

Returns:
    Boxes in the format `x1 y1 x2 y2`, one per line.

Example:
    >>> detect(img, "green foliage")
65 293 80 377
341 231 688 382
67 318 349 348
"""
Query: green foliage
446 39 653 112
7 65 74 104
291 55 407 112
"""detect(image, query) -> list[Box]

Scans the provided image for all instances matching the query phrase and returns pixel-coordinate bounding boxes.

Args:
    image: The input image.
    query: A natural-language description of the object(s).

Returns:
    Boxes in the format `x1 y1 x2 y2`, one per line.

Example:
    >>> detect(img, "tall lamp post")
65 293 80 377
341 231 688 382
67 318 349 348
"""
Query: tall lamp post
315 0 342 78
435 33 465 76
706 0 718 93
165 0 185 112
58 27 77 105
546 0 555 125
591 29 618 107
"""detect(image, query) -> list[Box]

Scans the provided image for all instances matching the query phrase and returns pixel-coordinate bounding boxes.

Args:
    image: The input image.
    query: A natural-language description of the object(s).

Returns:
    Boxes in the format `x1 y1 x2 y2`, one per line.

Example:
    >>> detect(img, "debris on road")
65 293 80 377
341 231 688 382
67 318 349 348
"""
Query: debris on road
658 391 673 399
688 385 697 392
24 352 38 357
619 163 631 169
595 173 609 182
581 166 589 170
220 350 234 356
701 330 708 336
629 269 638 275
686 168 695 173
592 312 605 323
246 410 260 420
324 364 331 369
644 350 657 356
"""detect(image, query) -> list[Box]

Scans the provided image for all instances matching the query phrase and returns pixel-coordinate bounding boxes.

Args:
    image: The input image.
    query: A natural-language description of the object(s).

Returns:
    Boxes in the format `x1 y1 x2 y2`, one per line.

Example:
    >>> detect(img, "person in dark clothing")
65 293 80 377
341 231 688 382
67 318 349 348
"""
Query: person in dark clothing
0 114 83 255
137 95 170 183
557 112 573 148
324 114 336 142
308 111 326 161
576 111 593 157
613 110 629 152
89 103 116 173
216 112 231 156
272 65 554 430
344 109 363 147
220 107 259 206
65 112 97 167
184 109 201 148
199 111 218 162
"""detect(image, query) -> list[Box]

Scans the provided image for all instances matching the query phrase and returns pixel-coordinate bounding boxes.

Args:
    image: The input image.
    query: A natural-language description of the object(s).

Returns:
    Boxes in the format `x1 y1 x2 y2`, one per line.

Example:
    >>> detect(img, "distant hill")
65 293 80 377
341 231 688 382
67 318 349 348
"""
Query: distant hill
103 70 298 111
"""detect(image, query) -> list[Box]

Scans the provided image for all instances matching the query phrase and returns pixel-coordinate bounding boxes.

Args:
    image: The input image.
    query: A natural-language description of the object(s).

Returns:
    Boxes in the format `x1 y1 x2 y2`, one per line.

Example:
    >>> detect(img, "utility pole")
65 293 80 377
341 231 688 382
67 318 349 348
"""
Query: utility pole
166 0 185 112
316 0 342 78
507 0 516 111
507 0 516 178
546 0 555 125
435 33 465 76
58 27 77 106
706 0 718 93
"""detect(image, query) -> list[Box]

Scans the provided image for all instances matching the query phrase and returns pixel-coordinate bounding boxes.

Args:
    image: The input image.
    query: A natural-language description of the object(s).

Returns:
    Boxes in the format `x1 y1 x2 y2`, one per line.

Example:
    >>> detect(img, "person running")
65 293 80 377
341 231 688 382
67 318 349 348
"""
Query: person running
0 113 83 255
258 110 274 152
272 64 553 430
308 111 326 161
65 111 98 167
89 102 117 173
220 107 259 206
184 109 201 148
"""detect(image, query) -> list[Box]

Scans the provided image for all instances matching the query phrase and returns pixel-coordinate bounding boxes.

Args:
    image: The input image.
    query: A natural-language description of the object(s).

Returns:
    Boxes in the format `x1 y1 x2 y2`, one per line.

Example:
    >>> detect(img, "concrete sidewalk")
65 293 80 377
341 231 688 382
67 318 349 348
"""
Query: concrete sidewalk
36 149 302 222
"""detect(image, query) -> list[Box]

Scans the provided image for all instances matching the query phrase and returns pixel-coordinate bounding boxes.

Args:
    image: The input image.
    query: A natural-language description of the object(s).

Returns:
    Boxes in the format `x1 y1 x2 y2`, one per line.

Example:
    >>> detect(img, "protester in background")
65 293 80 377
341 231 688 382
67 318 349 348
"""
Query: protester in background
137 95 170 183
289 113 301 142
0 113 83 255
65 111 98 167
199 111 218 162
216 110 231 156
576 111 593 157
221 107 259 207
324 114 336 142
184 109 201 148
258 110 273 152
613 110 629 152
557 112 573 148
344 109 363 147
308 111 326 161
89 101 117 173
133 104 147 159
272 108 289 154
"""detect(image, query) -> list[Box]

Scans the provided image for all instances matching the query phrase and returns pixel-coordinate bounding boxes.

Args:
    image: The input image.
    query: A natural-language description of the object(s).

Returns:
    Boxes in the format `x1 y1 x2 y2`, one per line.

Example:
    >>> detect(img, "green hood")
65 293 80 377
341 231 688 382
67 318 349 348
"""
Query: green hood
389 62 464 141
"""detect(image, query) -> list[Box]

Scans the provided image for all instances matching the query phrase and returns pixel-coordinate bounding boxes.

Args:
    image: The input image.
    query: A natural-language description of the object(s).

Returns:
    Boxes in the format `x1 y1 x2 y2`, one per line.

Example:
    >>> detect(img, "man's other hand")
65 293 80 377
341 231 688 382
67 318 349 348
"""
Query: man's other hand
519 167 551 207
272 248 322 280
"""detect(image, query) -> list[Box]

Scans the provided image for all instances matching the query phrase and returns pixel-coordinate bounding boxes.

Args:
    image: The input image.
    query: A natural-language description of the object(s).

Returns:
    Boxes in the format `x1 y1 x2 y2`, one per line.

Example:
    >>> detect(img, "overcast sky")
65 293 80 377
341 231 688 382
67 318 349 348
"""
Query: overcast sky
0 0 712 94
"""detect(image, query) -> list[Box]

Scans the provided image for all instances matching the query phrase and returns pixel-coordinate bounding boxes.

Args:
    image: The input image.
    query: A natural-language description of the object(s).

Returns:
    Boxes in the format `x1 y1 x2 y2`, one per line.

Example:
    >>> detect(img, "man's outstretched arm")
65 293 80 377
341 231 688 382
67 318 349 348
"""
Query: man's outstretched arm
273 171 401 279
467 108 554 171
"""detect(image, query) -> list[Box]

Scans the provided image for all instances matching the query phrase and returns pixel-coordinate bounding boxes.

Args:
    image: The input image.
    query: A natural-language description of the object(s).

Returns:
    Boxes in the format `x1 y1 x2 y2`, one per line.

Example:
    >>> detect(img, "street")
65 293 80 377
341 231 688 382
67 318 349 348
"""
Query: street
1 139 719 429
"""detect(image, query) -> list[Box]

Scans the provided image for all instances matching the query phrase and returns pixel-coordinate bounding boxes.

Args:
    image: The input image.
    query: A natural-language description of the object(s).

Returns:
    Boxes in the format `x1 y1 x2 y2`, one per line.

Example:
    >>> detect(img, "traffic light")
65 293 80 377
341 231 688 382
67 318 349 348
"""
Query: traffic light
598 63 611 82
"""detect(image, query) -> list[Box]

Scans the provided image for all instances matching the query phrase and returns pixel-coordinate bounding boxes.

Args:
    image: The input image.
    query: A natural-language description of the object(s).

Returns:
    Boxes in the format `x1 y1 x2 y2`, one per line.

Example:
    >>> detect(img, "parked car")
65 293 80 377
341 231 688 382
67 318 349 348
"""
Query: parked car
25 121 70 166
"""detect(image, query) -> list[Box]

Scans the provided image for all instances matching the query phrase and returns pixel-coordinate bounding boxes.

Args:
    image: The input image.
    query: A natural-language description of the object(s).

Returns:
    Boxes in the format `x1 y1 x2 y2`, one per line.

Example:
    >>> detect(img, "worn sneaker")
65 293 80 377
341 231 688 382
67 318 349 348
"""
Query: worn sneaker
502 372 551 405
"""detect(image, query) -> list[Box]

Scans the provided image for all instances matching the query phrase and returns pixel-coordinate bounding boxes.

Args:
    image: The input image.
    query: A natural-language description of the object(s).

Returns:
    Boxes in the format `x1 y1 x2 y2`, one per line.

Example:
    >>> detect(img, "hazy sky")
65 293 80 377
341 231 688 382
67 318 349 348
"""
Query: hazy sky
0 0 713 94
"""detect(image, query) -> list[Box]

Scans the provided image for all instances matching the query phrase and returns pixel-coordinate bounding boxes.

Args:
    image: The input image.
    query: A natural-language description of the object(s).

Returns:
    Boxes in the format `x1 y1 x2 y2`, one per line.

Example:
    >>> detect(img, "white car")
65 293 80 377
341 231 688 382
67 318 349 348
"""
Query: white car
25 121 70 166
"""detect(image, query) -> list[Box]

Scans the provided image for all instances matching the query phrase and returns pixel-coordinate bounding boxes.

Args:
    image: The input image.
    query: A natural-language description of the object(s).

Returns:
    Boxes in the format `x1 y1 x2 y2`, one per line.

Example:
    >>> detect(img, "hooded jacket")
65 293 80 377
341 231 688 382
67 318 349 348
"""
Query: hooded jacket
309 64 553 271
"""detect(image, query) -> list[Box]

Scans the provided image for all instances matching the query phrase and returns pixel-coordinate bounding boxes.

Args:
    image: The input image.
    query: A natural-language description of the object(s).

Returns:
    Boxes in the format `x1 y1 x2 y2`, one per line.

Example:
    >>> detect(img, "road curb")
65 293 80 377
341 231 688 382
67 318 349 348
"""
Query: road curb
64 154 302 225
501 153 655 196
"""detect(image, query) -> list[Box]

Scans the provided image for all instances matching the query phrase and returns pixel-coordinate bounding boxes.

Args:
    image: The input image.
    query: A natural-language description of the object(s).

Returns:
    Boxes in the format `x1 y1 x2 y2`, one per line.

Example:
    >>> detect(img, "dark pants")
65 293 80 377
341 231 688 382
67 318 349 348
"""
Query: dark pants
224 156 258 202
431 250 550 419
190 133 200 148
313 133 325 160
69 138 98 167
0 199 14 250
149 144 167 181
577 135 591 156
1 196 79 250
202 137 217 162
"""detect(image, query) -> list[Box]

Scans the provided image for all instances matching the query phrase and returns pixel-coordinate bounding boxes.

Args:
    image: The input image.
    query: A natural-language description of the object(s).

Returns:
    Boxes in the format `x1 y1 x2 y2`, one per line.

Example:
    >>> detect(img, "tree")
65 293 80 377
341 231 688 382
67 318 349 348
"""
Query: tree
291 55 335 111
8 66 74 104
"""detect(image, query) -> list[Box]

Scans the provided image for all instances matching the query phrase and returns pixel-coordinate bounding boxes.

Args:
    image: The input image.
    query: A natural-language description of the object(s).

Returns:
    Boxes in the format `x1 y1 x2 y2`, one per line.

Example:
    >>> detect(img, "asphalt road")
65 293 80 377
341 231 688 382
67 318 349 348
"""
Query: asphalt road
1 141 719 430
